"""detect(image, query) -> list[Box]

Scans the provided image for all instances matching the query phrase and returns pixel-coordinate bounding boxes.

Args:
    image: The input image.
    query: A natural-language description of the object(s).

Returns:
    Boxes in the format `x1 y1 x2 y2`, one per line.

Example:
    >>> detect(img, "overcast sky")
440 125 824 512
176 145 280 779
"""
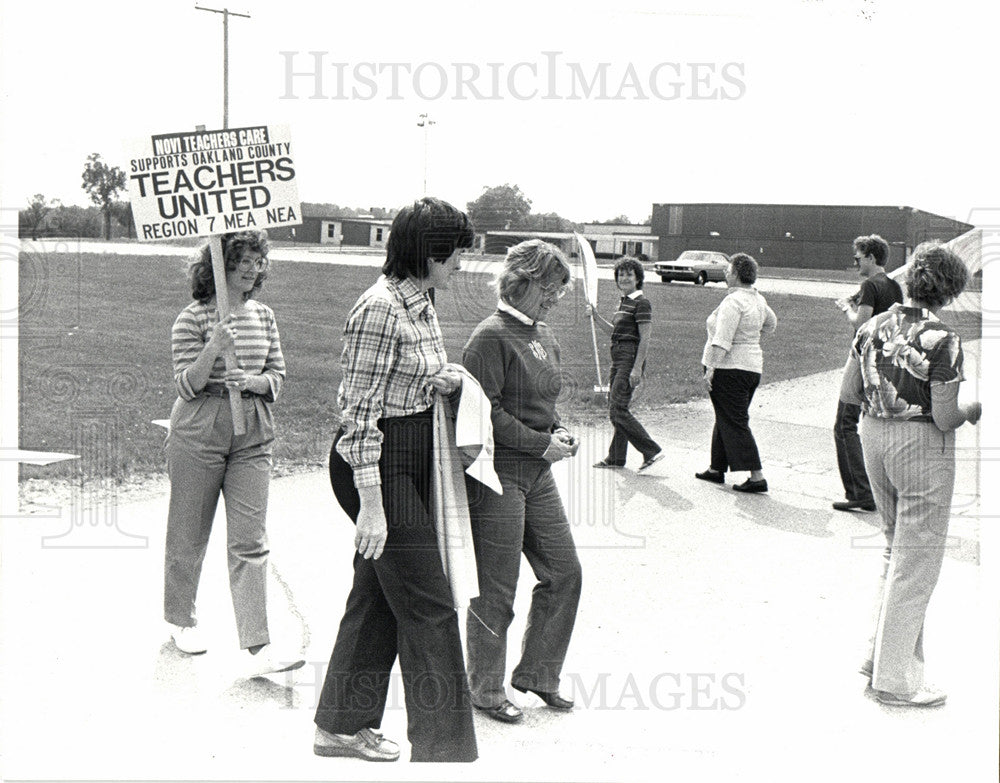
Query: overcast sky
2 0 998 228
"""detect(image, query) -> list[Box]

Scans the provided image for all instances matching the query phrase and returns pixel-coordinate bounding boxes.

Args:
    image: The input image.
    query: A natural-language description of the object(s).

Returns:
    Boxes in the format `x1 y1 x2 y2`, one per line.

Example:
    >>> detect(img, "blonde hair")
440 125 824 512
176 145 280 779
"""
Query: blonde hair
494 239 571 304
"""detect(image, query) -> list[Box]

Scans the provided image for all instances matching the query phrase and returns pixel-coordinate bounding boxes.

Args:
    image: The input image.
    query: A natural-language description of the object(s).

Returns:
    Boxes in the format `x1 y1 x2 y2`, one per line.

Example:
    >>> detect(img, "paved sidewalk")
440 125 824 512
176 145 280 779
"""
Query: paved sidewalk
1 352 995 782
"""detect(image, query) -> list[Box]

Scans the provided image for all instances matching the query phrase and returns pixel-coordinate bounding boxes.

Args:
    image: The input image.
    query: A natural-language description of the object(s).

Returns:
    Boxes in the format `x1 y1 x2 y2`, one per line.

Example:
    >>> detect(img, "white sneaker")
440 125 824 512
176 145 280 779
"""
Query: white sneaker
247 644 306 677
169 624 207 655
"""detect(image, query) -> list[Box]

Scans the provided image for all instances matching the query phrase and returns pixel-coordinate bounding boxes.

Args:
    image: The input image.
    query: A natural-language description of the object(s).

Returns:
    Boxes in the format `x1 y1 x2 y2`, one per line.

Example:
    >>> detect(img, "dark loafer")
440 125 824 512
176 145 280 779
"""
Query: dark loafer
474 699 523 723
733 478 768 493
512 684 574 711
695 469 725 484
637 452 664 472
832 499 876 512
593 459 624 469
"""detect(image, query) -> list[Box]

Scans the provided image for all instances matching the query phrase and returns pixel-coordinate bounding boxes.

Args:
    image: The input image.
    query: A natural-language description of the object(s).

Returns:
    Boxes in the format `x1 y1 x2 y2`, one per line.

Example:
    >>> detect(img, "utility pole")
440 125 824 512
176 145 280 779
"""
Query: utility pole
416 113 436 195
195 5 250 129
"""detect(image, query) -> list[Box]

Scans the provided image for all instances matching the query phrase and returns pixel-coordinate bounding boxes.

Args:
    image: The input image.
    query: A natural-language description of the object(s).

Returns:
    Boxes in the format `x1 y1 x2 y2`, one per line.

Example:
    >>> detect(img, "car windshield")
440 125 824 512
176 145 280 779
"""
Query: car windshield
678 251 725 264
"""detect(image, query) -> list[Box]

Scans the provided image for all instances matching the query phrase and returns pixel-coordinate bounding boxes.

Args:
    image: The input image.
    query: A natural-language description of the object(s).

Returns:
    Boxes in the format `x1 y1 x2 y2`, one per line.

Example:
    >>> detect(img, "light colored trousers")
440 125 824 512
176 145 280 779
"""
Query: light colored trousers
164 393 274 649
860 415 956 695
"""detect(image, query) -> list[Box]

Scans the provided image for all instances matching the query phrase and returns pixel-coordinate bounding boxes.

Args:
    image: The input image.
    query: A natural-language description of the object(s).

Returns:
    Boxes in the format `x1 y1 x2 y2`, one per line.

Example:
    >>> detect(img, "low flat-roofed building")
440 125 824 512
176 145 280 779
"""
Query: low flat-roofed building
650 203 972 270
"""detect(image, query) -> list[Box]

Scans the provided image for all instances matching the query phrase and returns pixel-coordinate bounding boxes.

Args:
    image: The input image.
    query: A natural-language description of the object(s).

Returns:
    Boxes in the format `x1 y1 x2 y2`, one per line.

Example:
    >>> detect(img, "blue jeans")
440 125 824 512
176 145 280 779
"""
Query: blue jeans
834 400 874 503
606 342 660 465
465 453 582 707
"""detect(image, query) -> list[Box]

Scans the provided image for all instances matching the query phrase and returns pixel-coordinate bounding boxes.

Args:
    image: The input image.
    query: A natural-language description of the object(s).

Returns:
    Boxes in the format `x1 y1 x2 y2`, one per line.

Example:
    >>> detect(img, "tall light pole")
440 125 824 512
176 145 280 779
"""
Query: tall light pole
195 5 250 129
416 113 436 195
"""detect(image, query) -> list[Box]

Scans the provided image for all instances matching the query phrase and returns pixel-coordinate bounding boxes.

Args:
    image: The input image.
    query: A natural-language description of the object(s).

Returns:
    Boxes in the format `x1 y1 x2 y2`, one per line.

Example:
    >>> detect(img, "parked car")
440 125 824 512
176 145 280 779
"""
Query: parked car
653 250 729 285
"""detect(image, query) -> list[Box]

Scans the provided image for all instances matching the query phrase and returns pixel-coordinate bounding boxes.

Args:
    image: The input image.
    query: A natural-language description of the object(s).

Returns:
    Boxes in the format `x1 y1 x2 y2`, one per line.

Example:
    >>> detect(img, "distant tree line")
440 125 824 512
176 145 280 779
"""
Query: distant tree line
18 157 645 241
18 196 134 240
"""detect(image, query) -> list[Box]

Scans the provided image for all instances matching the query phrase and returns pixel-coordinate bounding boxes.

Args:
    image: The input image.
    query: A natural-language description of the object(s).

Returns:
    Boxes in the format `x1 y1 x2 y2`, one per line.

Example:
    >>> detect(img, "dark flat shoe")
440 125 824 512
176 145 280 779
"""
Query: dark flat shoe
695 469 725 484
832 499 876 512
511 683 574 711
733 478 768 493
474 699 523 723
593 459 624 469
637 452 664 472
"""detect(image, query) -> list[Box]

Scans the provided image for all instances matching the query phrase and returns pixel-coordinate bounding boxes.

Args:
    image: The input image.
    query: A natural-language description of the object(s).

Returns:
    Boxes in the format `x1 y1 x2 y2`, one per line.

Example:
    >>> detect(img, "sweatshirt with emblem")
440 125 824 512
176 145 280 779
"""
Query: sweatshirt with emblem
461 310 563 458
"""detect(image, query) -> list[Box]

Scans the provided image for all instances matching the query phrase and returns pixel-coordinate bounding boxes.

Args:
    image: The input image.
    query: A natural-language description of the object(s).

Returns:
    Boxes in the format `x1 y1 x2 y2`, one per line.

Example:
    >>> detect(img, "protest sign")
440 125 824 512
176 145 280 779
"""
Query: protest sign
126 124 301 240
575 232 606 394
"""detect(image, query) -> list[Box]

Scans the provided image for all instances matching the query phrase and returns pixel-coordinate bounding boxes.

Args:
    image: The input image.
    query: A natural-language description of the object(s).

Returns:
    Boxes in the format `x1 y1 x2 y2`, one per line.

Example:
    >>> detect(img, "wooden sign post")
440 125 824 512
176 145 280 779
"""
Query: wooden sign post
126 124 301 434
208 234 245 434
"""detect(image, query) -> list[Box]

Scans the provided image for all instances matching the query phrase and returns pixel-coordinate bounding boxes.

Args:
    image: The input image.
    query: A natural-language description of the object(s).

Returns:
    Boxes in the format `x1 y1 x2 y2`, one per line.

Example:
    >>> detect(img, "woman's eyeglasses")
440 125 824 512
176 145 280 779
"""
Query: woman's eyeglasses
232 256 269 272
539 282 569 300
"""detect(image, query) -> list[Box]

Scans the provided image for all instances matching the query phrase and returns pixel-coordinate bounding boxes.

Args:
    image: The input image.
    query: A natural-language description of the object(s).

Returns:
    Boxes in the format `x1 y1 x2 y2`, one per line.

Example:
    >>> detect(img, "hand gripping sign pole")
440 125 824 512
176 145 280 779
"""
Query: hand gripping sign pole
574 232 605 394
209 234 246 434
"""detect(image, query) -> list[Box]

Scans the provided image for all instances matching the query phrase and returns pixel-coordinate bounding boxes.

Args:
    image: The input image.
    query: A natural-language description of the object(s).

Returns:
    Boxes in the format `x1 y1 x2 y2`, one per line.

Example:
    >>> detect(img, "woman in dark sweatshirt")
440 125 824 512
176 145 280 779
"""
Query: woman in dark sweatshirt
461 239 582 724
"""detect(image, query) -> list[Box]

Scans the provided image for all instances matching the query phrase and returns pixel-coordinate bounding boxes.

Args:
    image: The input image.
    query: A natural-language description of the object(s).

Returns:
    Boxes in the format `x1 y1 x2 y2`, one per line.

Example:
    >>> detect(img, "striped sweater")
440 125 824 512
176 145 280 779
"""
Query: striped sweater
171 299 285 402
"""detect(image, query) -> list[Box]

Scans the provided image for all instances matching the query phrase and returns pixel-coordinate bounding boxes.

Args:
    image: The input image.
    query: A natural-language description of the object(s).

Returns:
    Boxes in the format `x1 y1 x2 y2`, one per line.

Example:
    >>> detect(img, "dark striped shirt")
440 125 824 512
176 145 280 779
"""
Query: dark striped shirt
611 291 652 344
171 299 285 402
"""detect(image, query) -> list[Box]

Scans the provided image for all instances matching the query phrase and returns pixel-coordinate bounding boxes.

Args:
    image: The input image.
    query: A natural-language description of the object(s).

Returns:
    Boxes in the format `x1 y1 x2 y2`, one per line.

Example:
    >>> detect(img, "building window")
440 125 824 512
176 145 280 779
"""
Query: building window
327 223 337 238
375 228 383 241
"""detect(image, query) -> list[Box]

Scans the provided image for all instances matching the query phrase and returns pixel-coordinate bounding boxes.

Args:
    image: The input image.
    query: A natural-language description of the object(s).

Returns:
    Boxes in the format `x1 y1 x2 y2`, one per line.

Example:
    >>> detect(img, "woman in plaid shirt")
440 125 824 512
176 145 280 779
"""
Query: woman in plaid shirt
313 198 478 763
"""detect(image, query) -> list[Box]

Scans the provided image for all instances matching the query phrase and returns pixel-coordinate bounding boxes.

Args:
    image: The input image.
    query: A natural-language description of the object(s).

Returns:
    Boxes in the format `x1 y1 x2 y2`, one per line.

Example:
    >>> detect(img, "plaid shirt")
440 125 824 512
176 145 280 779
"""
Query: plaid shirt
337 275 446 488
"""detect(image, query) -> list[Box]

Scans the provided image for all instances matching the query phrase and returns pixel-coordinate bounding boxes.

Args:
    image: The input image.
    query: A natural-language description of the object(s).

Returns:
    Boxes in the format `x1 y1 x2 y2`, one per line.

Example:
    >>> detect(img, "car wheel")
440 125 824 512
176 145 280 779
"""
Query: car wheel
695 272 707 285
660 275 670 283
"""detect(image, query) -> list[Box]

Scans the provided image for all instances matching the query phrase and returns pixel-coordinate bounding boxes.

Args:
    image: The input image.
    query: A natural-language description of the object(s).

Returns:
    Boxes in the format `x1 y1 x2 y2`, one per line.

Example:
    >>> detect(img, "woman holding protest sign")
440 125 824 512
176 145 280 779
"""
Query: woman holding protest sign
587 255 663 472
313 197 478 763
164 229 304 677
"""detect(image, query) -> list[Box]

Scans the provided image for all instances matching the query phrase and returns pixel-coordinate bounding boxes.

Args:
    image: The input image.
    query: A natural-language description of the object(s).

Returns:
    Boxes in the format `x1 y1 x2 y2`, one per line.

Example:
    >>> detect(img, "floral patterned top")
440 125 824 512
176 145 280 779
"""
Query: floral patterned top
851 303 964 421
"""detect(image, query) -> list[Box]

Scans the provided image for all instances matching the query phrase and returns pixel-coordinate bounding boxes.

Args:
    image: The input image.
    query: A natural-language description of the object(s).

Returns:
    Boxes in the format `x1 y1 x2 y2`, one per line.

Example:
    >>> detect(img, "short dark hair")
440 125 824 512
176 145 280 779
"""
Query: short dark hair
614 256 645 289
382 197 474 280
728 252 758 285
853 234 890 266
188 229 270 303
905 242 968 310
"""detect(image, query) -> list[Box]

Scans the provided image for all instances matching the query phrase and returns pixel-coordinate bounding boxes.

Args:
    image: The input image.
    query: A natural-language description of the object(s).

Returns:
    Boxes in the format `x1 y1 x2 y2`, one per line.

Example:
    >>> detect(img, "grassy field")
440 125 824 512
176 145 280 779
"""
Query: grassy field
19 249 982 481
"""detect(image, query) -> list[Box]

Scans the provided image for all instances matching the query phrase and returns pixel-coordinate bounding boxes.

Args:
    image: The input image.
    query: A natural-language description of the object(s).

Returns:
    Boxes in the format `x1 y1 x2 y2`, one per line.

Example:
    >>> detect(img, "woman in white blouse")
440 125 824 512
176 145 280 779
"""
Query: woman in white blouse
695 253 777 492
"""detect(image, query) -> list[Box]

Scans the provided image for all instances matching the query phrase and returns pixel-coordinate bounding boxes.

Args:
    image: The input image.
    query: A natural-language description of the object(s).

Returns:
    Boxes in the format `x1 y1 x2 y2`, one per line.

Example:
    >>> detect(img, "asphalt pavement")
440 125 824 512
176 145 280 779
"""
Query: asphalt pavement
2 342 996 782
